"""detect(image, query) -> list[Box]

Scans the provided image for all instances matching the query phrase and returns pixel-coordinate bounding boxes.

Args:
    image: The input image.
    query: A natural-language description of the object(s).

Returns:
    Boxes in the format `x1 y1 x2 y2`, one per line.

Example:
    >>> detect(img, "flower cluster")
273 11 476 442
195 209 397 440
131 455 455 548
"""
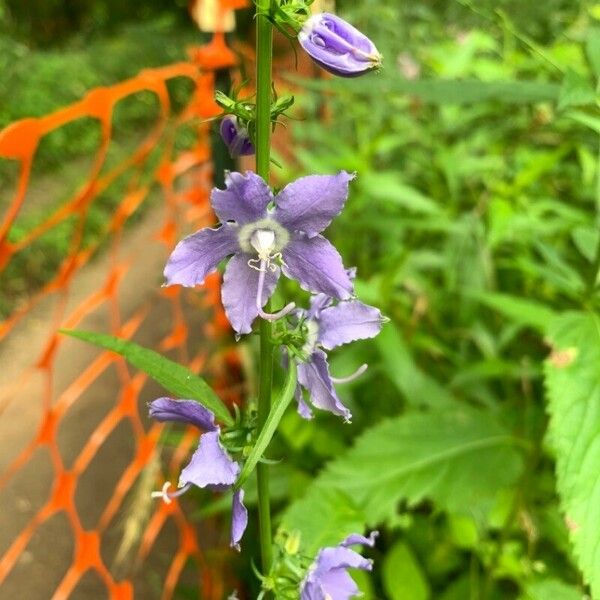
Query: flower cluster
149 169 385 558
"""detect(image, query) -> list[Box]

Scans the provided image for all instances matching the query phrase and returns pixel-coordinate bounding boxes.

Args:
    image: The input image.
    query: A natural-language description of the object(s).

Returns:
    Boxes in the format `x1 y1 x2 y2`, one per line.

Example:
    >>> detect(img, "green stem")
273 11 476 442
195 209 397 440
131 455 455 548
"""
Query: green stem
255 0 274 576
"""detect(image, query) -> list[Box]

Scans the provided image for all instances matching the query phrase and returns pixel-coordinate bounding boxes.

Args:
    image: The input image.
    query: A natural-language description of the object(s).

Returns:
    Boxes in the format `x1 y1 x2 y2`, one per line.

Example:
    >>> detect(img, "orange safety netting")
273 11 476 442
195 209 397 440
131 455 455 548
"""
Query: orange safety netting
0 6 250 599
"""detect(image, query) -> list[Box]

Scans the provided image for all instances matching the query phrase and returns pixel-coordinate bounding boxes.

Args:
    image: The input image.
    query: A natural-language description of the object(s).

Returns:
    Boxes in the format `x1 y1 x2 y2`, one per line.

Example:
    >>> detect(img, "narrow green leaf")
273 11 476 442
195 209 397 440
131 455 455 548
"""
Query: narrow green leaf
544 311 600 596
558 69 597 110
585 28 600 78
235 359 297 489
375 324 453 408
289 75 560 105
61 329 233 426
359 172 441 215
470 291 557 333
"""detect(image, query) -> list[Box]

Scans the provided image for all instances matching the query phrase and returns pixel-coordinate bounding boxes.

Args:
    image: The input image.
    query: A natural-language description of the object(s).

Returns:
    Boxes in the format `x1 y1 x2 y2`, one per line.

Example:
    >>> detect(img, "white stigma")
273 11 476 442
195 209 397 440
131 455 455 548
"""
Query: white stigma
250 229 276 261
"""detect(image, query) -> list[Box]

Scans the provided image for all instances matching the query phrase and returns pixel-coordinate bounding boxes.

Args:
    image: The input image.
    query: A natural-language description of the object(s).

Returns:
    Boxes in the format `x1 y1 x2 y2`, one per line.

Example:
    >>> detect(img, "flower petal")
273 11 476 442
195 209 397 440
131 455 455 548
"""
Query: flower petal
230 489 248 550
282 235 353 299
222 253 280 335
295 382 314 420
274 172 354 237
164 224 238 287
149 397 217 431
211 171 272 224
318 301 385 350
301 545 373 600
341 531 379 548
179 430 240 489
318 569 360 600
298 350 351 421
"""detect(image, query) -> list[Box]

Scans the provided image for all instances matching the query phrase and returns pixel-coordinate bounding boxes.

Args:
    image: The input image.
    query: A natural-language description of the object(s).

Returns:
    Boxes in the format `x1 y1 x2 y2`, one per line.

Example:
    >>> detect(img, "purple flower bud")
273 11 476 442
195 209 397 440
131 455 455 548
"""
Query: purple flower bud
298 13 382 77
220 115 255 157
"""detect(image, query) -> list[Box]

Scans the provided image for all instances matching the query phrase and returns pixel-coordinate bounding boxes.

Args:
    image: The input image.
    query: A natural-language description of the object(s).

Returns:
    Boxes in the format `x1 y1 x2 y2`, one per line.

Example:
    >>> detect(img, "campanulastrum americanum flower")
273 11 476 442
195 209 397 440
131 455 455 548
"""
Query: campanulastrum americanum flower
163 170 355 335
220 115 255 157
292 286 385 422
300 531 378 600
148 398 248 550
298 13 382 77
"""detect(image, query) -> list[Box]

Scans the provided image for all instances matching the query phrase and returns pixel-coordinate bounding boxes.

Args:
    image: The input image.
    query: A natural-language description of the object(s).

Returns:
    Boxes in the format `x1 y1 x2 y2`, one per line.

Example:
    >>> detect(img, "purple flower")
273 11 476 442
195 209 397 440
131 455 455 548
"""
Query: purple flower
164 170 355 335
149 397 247 549
300 531 378 600
294 290 385 422
298 13 382 77
220 115 255 157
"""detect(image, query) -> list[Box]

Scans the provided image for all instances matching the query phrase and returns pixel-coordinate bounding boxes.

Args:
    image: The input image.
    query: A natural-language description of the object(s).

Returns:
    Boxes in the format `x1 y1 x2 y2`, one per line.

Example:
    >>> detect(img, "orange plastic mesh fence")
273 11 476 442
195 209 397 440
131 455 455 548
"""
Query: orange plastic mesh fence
0 8 249 599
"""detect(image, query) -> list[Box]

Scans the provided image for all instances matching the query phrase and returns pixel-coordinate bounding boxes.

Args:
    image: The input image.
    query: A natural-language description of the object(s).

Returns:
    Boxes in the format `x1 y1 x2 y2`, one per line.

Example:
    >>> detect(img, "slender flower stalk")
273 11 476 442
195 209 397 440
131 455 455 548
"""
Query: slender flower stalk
255 0 275 577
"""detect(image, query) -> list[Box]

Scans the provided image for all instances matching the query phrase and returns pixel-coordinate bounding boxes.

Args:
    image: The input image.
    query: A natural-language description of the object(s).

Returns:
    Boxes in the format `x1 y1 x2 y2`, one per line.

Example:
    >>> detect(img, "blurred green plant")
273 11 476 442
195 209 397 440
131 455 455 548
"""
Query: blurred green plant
223 1 600 598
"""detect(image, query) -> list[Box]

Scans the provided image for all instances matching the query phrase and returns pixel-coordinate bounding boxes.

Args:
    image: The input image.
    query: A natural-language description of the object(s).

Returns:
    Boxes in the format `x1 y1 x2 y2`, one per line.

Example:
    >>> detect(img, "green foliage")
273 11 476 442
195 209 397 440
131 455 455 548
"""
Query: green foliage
383 541 430 600
544 312 600 596
269 1 600 597
61 330 233 425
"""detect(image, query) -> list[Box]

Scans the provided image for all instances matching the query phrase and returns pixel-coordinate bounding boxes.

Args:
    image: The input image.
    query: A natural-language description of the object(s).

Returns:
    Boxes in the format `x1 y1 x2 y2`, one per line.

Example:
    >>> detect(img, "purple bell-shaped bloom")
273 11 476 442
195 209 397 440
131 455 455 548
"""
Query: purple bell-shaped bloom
220 115 255 157
164 170 356 335
293 286 386 422
149 397 247 549
300 531 378 600
298 13 382 77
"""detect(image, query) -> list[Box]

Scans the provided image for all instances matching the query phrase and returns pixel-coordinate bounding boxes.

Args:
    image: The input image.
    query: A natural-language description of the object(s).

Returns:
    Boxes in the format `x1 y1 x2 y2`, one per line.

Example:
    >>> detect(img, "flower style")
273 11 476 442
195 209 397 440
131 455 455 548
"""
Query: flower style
293 288 385 422
148 397 248 549
298 13 382 77
300 531 378 600
164 170 355 335
220 115 255 157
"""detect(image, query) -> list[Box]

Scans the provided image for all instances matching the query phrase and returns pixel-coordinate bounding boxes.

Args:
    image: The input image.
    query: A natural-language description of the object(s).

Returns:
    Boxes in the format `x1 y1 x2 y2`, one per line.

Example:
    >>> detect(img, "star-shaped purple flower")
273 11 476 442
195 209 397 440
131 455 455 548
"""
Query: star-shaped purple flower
298 13 382 77
149 397 248 549
294 289 385 422
300 531 378 600
164 170 355 335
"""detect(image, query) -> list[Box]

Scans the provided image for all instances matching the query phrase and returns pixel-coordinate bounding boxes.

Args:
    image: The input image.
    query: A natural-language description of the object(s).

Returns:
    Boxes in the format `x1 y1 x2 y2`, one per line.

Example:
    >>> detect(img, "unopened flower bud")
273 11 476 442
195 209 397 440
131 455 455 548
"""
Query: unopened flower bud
220 115 255 157
298 13 382 77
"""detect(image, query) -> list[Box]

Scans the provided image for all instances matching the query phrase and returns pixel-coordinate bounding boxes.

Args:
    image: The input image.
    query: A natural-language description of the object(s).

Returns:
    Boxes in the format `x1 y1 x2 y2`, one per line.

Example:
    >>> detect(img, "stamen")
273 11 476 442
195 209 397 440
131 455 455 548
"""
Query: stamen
330 363 368 384
151 481 193 504
255 259 295 321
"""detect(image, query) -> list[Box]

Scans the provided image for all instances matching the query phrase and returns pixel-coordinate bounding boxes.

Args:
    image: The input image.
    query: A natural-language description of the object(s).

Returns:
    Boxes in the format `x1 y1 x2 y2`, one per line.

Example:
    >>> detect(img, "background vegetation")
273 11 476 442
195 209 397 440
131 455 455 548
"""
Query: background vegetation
2 0 600 598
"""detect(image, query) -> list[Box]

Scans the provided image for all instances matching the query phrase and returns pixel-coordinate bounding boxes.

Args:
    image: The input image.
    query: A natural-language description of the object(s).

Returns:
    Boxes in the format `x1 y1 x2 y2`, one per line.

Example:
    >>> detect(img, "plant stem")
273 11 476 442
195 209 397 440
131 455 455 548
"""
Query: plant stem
255 0 274 576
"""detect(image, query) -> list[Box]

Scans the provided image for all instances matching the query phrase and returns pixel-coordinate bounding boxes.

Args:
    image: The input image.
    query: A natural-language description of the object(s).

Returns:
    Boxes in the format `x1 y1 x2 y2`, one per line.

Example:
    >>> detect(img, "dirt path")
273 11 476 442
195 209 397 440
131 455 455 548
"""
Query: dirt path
0 198 215 599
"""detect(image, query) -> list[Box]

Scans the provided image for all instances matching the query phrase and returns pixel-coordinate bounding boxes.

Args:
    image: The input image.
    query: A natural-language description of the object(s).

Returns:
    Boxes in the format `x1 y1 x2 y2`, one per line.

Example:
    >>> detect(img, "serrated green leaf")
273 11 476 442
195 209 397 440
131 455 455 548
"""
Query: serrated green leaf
61 329 233 426
383 541 430 600
544 311 600 596
319 408 523 524
280 487 366 556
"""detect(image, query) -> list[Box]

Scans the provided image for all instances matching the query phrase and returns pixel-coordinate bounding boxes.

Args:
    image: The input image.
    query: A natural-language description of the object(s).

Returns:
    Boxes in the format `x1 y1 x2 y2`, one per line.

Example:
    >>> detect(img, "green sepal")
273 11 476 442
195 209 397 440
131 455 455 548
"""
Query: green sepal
235 358 298 489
